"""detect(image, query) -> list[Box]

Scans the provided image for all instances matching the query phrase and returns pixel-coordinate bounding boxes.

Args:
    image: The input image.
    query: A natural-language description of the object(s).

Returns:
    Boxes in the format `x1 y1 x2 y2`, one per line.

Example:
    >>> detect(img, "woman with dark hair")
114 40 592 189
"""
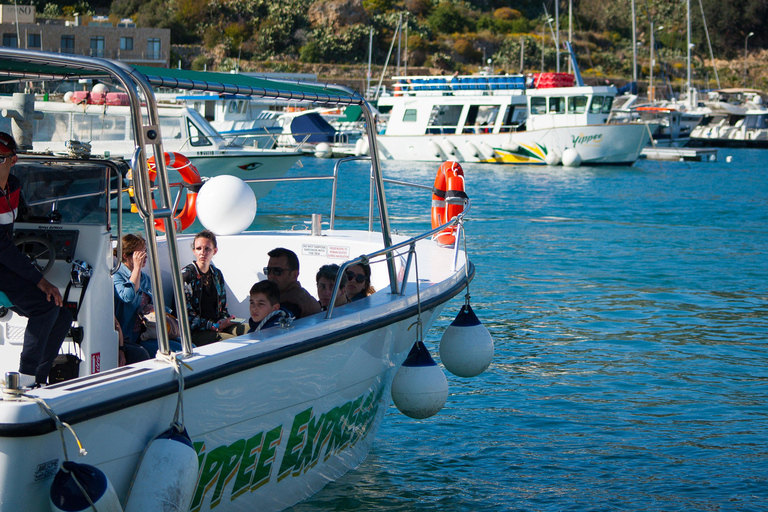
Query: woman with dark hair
181 230 239 345
315 264 348 311
344 260 375 302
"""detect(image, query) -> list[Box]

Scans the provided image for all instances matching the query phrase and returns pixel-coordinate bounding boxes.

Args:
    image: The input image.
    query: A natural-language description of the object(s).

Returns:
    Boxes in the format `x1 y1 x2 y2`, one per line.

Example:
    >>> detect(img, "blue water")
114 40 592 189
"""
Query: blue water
134 150 768 511
275 151 768 511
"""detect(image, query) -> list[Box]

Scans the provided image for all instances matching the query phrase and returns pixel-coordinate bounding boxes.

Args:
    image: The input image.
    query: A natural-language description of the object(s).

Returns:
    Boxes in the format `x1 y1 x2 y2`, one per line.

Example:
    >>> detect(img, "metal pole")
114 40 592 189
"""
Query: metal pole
744 32 754 88
631 0 637 83
554 0 560 72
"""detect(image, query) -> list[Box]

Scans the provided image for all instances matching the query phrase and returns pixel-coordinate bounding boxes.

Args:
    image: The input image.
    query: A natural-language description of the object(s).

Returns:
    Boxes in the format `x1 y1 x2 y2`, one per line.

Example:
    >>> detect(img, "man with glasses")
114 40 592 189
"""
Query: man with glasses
264 247 321 319
0 132 72 388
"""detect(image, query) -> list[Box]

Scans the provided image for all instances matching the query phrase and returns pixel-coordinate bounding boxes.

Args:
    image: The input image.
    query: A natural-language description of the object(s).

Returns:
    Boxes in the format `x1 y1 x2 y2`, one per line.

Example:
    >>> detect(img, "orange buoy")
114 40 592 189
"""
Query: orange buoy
431 161 467 246
146 152 202 232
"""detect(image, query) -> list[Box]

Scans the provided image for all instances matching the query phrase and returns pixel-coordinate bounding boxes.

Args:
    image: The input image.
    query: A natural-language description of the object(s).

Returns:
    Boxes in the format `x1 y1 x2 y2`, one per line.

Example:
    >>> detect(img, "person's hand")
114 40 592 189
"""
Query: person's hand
118 348 127 367
37 277 63 307
217 316 237 330
132 249 147 269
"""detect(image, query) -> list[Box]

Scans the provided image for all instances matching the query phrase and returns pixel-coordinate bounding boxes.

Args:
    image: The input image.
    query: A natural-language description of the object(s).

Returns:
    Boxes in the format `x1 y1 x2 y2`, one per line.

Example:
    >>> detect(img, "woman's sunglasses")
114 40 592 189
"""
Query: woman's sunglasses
346 272 366 283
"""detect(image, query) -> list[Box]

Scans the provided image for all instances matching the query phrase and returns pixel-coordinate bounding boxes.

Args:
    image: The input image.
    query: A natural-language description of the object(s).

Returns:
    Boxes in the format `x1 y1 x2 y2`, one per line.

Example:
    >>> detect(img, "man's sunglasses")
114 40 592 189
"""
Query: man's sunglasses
0 154 14 165
263 266 292 276
346 271 366 284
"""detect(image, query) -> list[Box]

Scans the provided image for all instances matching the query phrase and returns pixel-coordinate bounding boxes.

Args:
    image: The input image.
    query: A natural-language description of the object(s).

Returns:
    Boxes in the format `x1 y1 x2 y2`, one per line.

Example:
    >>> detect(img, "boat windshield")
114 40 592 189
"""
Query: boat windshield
11 160 124 225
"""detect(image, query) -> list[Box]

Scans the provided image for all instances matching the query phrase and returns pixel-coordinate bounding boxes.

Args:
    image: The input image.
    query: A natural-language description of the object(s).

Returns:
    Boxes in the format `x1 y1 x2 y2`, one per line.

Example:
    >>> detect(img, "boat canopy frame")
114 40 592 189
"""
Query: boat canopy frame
0 48 394 357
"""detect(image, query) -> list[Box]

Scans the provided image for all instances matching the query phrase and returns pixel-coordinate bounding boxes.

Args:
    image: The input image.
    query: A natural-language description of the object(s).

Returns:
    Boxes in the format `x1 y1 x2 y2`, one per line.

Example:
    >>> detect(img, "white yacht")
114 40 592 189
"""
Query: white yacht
375 71 650 166
689 89 768 147
0 94 302 199
0 48 486 511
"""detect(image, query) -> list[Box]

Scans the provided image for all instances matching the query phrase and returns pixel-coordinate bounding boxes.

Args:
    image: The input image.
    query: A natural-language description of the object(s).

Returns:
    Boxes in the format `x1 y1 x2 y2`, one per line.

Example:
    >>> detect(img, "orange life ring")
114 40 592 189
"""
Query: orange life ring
146 152 202 232
431 160 467 246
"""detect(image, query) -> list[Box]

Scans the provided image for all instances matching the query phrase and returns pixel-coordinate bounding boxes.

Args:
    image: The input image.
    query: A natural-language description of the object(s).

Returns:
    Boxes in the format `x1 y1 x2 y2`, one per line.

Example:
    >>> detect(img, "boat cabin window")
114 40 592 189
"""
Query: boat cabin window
427 105 462 134
530 97 547 115
72 113 129 141
464 105 499 133
589 96 605 114
568 96 588 114
11 160 123 225
500 105 525 132
28 112 72 143
187 119 212 146
548 97 565 114
402 108 417 122
601 96 613 113
744 114 768 129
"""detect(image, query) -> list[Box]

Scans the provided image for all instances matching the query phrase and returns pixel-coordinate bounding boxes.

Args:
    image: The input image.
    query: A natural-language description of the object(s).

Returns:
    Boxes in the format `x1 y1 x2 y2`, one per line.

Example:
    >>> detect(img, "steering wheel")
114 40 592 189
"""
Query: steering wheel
14 236 57 276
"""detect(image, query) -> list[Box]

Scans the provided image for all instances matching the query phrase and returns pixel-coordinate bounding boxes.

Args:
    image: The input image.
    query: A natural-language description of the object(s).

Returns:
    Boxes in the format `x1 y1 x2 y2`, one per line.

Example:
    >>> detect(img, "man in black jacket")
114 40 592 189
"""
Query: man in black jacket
0 132 71 387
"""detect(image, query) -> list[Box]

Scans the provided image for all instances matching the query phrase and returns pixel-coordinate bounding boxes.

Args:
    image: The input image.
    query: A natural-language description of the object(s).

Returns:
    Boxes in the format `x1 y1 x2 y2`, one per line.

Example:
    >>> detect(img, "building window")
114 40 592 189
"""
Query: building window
61 35 75 54
28 34 41 49
90 37 104 58
2 34 18 48
120 37 133 51
147 38 160 60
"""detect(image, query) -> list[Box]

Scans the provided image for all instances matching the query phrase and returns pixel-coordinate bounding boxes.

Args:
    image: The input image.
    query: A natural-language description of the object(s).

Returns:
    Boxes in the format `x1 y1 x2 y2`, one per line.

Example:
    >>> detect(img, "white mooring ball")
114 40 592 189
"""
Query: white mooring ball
561 148 582 167
314 142 333 158
91 83 109 95
439 304 494 378
391 341 448 419
545 151 561 166
196 175 257 235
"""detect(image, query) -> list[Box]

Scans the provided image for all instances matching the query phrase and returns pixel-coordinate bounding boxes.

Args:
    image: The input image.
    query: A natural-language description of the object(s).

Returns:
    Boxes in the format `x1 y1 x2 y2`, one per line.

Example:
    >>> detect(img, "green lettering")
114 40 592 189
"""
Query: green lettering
297 412 326 475
191 444 227 511
251 425 282 491
326 402 351 459
231 431 264 500
210 439 245 508
278 408 312 481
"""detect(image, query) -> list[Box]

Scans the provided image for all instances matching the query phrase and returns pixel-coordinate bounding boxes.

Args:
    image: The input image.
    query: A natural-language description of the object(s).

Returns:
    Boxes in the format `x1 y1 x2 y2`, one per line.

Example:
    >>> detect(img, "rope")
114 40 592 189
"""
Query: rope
64 140 92 159
459 217 472 306
6 392 96 511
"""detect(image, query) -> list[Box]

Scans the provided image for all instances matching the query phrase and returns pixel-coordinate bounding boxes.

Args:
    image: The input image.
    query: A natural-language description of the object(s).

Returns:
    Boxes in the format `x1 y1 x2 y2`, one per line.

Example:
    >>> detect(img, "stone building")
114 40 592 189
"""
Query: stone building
0 5 170 67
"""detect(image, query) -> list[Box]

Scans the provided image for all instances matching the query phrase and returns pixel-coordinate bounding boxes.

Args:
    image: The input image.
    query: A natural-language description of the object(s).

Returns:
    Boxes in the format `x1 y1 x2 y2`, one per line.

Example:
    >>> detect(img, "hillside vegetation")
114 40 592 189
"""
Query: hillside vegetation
38 0 768 95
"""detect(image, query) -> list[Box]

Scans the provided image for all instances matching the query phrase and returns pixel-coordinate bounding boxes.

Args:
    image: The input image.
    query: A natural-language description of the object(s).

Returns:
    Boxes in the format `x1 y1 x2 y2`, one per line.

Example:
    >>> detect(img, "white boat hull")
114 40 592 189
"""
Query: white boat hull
0 229 468 512
376 123 650 165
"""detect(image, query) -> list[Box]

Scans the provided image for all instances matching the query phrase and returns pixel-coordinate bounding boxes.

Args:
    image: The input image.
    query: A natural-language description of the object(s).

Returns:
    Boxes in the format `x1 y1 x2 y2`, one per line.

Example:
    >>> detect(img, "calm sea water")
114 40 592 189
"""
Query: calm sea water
134 149 768 511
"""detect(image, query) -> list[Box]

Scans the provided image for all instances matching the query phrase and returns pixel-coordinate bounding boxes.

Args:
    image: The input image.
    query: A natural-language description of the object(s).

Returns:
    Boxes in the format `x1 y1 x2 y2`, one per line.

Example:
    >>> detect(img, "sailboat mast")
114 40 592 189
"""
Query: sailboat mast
631 0 637 83
686 0 691 95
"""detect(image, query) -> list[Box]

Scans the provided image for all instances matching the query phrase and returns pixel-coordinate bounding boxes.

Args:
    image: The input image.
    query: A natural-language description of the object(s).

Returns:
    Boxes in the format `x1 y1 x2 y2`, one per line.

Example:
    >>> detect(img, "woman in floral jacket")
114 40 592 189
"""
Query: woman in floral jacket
181 230 241 345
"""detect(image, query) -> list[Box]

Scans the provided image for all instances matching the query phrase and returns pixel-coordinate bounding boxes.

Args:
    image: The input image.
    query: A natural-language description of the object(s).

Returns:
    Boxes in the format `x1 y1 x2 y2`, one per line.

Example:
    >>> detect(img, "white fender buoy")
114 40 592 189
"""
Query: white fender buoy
196 175 257 235
501 141 519 153
63 91 74 103
561 148 582 167
50 461 123 512
428 140 442 158
354 138 366 156
439 304 494 378
478 141 497 159
464 141 480 159
545 151 560 166
314 142 333 158
440 138 457 156
391 341 448 419
125 427 199 512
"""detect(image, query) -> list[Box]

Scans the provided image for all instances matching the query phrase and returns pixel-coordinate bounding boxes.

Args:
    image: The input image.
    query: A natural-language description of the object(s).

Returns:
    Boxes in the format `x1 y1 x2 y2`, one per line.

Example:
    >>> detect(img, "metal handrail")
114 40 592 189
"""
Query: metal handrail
326 198 470 318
